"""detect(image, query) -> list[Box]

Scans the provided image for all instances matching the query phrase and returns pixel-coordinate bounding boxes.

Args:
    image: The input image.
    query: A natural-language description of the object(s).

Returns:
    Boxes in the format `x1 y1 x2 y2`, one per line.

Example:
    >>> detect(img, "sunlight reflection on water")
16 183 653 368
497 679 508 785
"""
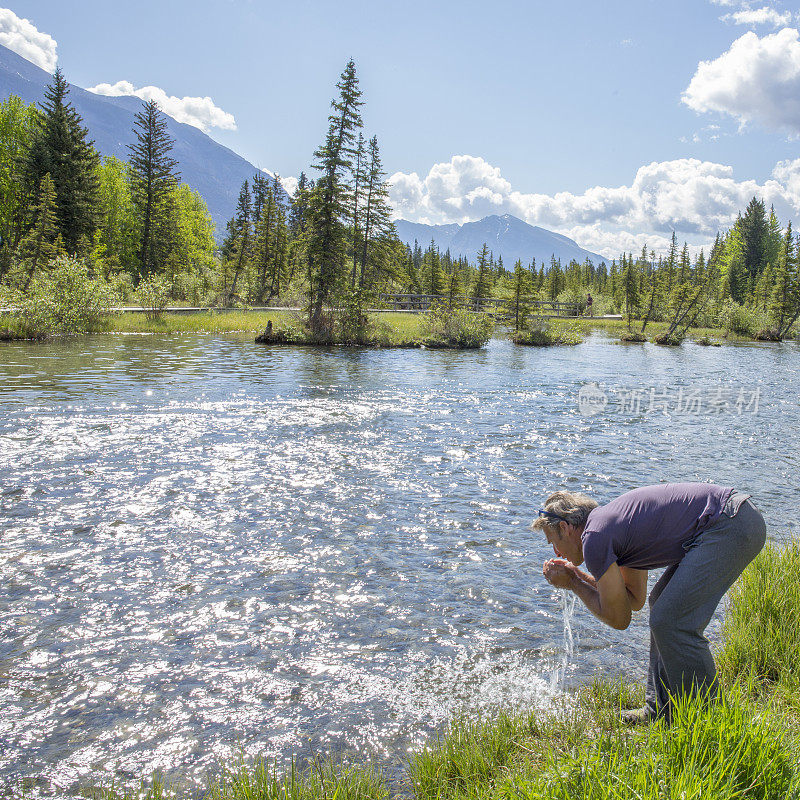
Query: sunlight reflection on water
0 331 798 796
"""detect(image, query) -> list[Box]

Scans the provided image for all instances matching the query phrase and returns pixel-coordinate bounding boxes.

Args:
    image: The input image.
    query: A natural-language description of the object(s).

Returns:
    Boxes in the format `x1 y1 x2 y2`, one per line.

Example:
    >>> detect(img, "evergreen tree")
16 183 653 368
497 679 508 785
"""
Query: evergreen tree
424 240 445 296
770 221 800 338
307 59 364 329
472 243 493 304
24 68 100 254
721 223 748 303
621 253 639 328
226 180 252 303
677 243 690 285
252 181 289 301
664 232 678 297
128 99 180 278
350 132 366 287
358 135 393 288
510 258 532 331
545 256 564 301
403 244 420 292
288 172 310 238
445 261 462 307
251 173 270 224
19 172 60 289
286 172 312 285
765 205 783 270
740 196 768 286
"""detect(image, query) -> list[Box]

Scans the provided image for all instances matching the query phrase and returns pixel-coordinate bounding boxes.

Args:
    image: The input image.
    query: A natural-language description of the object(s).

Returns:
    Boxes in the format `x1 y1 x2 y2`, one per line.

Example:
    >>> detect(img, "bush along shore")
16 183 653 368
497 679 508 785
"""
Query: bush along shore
91 541 800 800
512 320 583 346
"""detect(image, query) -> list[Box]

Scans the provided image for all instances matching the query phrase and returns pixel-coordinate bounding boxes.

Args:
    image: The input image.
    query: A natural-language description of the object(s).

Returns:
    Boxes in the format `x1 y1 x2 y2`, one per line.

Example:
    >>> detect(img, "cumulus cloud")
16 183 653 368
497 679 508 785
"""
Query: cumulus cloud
389 154 800 258
0 8 57 71
682 28 800 134
88 80 237 133
723 7 793 27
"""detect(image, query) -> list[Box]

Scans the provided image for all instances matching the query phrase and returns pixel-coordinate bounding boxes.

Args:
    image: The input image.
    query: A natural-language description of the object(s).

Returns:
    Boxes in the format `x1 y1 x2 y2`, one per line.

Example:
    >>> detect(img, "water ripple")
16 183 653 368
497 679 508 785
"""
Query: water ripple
0 332 798 796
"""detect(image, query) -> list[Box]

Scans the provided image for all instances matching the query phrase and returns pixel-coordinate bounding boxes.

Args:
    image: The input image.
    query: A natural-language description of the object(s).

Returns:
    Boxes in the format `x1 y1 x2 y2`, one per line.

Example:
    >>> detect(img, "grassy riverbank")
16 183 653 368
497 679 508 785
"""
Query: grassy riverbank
98 309 492 348
105 312 764 346
94 542 800 800
4 307 792 346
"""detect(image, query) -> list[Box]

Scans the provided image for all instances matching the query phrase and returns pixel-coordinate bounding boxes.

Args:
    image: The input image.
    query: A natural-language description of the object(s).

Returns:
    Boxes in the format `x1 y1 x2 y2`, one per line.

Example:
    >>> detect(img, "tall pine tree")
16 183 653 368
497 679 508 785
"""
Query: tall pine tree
24 68 100 254
128 99 180 279
307 59 364 329
358 135 393 288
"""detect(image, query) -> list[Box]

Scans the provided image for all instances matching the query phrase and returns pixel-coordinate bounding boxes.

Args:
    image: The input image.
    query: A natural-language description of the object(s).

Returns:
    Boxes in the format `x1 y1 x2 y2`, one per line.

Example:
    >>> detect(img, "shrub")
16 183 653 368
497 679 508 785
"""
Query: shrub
337 287 373 344
653 333 683 346
718 300 770 338
109 271 136 303
420 305 493 348
619 330 646 343
135 274 171 320
513 321 582 346
3 255 116 338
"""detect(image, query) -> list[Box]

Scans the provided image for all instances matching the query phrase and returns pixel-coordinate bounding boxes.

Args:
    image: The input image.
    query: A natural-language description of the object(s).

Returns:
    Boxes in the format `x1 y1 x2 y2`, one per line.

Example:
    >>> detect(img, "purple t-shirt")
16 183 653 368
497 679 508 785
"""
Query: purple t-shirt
581 483 734 580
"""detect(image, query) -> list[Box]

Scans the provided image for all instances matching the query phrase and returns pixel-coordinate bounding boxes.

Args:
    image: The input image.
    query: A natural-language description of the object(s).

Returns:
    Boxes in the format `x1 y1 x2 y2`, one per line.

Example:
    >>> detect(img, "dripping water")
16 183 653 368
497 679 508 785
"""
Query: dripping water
550 590 578 691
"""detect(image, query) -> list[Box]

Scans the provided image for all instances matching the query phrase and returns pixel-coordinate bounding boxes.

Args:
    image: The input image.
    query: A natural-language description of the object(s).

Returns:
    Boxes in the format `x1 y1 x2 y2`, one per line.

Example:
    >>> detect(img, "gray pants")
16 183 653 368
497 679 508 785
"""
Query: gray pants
645 491 766 720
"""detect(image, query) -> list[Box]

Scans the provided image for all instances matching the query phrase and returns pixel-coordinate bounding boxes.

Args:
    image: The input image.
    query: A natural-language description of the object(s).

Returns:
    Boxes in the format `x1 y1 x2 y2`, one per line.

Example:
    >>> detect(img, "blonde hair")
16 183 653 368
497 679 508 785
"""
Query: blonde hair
531 490 598 534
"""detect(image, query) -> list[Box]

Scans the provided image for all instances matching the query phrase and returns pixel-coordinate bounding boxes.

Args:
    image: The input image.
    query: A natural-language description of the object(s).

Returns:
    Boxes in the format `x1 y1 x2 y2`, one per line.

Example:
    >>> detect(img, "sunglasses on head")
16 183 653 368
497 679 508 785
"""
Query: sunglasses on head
538 508 570 524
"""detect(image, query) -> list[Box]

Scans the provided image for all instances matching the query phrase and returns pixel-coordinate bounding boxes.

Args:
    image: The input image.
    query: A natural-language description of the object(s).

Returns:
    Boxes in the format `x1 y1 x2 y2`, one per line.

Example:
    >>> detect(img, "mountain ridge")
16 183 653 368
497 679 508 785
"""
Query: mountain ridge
0 44 279 235
394 214 607 267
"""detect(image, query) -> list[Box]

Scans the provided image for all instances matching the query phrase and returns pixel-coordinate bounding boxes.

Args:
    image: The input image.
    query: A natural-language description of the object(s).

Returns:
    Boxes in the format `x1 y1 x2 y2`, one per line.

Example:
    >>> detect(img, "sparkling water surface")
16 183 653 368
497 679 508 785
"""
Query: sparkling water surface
1 331 799 796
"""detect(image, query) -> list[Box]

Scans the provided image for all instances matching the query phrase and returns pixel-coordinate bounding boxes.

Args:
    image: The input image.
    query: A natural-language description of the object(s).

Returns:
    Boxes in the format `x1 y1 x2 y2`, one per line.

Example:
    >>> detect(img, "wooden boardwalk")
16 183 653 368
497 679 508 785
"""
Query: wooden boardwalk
376 293 582 318
106 299 599 320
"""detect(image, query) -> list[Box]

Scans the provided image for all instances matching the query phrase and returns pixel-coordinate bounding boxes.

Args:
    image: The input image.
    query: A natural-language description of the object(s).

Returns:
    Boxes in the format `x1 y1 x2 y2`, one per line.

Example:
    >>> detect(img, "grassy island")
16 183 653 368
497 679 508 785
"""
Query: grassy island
512 321 583 346
94 541 800 800
253 305 494 349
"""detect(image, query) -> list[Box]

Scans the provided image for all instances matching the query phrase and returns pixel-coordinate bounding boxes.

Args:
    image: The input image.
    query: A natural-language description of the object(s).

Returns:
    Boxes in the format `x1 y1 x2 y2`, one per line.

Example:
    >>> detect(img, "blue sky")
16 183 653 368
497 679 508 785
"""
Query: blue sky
2 0 800 256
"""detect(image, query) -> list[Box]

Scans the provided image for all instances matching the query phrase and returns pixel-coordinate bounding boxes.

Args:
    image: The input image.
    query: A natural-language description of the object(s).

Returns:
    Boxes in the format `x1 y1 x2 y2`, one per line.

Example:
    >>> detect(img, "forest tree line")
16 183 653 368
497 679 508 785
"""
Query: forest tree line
1 63 798 340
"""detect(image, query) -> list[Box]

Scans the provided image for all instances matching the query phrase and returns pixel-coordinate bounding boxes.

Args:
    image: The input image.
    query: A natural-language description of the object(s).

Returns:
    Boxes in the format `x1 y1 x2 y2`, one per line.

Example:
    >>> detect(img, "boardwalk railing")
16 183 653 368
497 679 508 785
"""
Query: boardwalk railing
377 293 582 317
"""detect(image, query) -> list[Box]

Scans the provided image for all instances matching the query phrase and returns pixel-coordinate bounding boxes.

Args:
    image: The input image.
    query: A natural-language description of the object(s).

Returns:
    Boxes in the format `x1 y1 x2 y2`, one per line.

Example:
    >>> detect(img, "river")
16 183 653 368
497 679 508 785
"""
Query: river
1 331 798 796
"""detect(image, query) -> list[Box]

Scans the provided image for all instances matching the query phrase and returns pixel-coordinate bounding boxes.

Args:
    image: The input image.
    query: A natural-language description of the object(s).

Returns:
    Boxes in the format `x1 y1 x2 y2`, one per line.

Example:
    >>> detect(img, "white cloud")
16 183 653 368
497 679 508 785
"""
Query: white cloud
87 80 237 133
389 154 800 258
682 28 800 134
723 7 793 27
0 8 57 71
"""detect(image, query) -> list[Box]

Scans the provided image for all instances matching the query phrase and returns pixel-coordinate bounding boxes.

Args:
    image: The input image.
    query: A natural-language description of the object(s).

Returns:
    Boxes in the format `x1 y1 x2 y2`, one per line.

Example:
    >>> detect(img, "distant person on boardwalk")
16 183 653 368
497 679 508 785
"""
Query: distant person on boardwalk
534 483 765 724
586 293 593 316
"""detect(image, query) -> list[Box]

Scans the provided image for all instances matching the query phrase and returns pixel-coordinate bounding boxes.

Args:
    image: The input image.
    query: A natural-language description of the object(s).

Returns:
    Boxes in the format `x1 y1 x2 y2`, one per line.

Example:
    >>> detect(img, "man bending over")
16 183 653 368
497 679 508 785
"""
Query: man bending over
535 483 766 723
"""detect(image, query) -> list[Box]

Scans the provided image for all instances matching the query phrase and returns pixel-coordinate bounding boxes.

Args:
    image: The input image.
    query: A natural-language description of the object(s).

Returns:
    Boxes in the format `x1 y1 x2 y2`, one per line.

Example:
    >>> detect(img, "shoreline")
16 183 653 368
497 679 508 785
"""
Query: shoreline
0 310 777 346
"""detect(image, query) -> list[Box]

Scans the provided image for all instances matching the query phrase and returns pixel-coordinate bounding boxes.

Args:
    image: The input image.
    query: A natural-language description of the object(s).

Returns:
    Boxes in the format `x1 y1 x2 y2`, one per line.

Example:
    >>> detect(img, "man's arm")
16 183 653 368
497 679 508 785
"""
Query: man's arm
619 566 648 611
543 560 632 630
552 562 647 611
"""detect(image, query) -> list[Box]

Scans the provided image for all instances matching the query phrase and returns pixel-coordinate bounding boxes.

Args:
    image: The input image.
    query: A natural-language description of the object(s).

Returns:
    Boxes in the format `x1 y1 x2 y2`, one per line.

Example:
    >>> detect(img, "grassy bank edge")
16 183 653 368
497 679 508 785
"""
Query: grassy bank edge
1 310 770 347
86 542 800 800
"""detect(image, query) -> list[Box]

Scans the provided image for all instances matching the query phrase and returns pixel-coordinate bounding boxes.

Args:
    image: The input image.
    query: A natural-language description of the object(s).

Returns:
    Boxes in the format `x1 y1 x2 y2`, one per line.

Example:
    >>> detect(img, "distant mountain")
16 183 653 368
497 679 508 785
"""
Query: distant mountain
394 214 607 267
0 44 283 236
